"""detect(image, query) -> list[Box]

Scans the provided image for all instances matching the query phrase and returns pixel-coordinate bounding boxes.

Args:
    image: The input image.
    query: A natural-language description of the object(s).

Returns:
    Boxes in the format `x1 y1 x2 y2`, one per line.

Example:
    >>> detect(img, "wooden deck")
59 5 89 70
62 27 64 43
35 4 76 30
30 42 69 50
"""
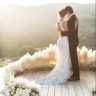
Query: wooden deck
40 71 96 96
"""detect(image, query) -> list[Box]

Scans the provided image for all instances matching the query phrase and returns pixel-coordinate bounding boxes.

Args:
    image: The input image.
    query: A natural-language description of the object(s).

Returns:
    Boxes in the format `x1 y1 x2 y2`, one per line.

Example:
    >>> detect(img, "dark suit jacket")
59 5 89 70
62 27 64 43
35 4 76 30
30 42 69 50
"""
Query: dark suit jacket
62 14 79 47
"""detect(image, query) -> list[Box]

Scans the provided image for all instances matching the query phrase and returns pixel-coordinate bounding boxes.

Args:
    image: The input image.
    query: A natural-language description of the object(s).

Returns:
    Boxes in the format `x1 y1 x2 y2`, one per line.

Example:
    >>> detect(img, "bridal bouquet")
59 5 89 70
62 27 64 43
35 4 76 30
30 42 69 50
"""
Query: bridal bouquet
4 77 40 96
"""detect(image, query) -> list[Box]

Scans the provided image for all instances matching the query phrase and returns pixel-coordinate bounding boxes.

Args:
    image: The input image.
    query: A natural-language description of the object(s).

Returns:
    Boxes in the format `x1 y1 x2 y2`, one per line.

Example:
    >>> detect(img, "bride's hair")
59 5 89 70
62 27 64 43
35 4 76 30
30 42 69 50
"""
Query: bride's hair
58 9 66 18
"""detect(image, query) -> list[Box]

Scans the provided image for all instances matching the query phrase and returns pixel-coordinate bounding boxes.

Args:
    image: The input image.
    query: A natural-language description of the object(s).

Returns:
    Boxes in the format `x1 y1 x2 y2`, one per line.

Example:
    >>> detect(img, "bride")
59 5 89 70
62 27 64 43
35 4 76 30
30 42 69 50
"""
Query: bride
30 9 71 85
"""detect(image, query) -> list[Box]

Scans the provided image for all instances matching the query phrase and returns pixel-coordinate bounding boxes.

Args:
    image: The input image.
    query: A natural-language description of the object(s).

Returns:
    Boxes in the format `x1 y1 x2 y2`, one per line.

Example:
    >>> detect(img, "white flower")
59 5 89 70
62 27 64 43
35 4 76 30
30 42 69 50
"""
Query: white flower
4 76 40 96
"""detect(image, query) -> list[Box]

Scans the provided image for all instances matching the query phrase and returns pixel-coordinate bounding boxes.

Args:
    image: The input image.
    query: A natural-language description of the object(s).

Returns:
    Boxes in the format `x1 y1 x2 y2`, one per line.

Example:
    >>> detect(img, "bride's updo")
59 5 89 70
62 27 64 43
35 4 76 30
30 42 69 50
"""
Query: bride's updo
58 9 66 19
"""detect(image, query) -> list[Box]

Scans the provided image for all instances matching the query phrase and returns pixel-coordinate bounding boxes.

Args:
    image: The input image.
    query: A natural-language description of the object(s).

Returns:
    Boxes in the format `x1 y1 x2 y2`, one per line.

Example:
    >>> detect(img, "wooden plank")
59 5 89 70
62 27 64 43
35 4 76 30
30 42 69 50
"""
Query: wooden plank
86 71 95 85
40 85 43 96
67 82 76 96
73 81 84 96
85 71 95 90
55 85 62 96
48 85 55 96
79 80 92 96
38 71 95 96
40 85 49 96
61 83 69 96
81 71 94 92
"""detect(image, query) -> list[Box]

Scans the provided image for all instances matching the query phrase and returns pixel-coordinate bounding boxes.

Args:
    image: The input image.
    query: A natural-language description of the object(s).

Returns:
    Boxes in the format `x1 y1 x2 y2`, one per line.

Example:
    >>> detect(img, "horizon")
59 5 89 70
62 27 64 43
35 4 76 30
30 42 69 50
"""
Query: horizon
0 0 95 6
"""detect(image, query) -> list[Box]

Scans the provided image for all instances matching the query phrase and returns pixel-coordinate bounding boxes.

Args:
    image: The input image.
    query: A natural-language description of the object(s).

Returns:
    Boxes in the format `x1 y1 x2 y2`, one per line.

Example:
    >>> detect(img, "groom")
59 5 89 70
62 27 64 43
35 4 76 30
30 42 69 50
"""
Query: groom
63 6 80 81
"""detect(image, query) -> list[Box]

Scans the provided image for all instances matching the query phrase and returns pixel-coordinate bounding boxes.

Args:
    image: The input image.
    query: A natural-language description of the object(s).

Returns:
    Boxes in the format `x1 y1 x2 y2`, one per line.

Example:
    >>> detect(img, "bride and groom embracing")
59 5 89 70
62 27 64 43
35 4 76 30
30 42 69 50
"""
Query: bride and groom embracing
32 6 80 85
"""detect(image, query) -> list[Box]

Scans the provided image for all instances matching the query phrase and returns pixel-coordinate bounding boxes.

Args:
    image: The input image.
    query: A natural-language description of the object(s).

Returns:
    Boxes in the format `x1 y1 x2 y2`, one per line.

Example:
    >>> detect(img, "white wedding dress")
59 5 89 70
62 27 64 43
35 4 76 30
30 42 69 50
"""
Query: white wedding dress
30 20 71 85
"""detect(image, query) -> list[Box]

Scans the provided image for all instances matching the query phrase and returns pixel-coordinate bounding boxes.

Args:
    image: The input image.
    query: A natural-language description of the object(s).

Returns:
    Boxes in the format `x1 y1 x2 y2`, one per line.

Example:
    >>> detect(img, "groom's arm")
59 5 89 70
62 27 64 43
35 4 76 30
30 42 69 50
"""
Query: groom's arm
67 15 78 34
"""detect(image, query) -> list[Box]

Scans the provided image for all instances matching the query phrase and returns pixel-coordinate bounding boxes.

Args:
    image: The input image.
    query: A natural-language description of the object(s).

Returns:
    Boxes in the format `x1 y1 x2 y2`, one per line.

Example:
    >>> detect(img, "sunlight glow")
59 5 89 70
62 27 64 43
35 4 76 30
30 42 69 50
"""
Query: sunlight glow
0 0 95 6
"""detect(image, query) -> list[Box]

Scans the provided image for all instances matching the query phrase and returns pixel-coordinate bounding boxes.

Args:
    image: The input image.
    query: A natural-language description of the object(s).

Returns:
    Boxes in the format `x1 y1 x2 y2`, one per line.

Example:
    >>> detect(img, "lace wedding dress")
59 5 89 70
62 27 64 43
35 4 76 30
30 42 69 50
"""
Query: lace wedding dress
29 36 71 85
30 19 71 85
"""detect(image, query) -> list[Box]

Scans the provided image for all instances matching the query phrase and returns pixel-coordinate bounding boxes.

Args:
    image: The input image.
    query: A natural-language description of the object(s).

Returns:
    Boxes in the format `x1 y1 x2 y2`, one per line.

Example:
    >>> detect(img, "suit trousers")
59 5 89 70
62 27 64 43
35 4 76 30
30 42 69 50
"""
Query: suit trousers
69 44 80 78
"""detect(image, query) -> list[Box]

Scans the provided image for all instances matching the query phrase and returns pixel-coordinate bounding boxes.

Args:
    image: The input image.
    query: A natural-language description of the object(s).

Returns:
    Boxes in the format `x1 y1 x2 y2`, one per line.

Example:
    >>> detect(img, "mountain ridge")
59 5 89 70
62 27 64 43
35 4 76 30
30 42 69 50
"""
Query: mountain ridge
0 3 95 57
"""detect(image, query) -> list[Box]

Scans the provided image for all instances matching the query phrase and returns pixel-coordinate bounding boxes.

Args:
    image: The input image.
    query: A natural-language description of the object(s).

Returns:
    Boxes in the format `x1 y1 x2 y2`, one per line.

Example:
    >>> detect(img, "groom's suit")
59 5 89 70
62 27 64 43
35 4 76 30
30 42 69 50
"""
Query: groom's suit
62 14 80 78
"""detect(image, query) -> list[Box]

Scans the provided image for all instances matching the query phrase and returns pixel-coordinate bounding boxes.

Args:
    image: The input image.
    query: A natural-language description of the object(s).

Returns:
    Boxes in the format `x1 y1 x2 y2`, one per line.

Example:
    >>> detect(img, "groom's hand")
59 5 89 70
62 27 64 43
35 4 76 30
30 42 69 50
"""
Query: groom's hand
61 31 69 36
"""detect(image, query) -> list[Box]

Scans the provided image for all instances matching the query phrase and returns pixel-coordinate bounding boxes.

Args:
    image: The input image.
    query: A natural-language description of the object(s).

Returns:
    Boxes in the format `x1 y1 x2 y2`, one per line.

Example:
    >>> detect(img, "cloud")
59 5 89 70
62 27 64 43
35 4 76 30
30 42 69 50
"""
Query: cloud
0 0 95 6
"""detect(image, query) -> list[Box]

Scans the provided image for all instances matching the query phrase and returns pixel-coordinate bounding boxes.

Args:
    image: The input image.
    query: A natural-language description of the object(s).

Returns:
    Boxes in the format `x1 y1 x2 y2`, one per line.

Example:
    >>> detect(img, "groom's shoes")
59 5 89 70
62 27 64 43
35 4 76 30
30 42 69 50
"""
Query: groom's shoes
68 76 80 81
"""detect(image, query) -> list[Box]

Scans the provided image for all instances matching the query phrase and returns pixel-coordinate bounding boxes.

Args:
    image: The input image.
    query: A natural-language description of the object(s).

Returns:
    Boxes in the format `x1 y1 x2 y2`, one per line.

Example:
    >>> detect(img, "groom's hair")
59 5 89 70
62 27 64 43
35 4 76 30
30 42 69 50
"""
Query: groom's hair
65 6 73 14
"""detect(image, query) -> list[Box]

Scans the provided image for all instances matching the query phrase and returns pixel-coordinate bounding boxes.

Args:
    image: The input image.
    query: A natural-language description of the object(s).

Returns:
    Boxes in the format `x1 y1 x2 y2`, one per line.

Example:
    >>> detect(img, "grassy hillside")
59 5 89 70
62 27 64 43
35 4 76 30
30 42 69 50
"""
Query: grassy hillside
0 3 95 57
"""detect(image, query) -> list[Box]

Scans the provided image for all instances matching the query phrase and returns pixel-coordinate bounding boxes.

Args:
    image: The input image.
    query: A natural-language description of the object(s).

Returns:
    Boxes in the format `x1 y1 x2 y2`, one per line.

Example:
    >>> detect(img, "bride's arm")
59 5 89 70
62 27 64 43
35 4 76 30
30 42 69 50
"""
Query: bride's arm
56 21 62 32
61 21 68 32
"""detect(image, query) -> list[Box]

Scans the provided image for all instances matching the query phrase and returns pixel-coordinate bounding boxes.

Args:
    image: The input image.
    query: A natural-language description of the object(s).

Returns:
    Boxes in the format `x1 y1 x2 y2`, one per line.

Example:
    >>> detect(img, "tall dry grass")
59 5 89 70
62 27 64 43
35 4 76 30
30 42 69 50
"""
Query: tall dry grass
4 44 96 75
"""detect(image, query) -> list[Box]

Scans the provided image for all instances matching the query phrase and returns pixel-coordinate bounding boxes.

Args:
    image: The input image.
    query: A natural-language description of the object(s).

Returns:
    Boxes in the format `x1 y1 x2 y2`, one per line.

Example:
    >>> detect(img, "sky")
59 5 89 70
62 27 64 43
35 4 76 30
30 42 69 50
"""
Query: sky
0 0 95 6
